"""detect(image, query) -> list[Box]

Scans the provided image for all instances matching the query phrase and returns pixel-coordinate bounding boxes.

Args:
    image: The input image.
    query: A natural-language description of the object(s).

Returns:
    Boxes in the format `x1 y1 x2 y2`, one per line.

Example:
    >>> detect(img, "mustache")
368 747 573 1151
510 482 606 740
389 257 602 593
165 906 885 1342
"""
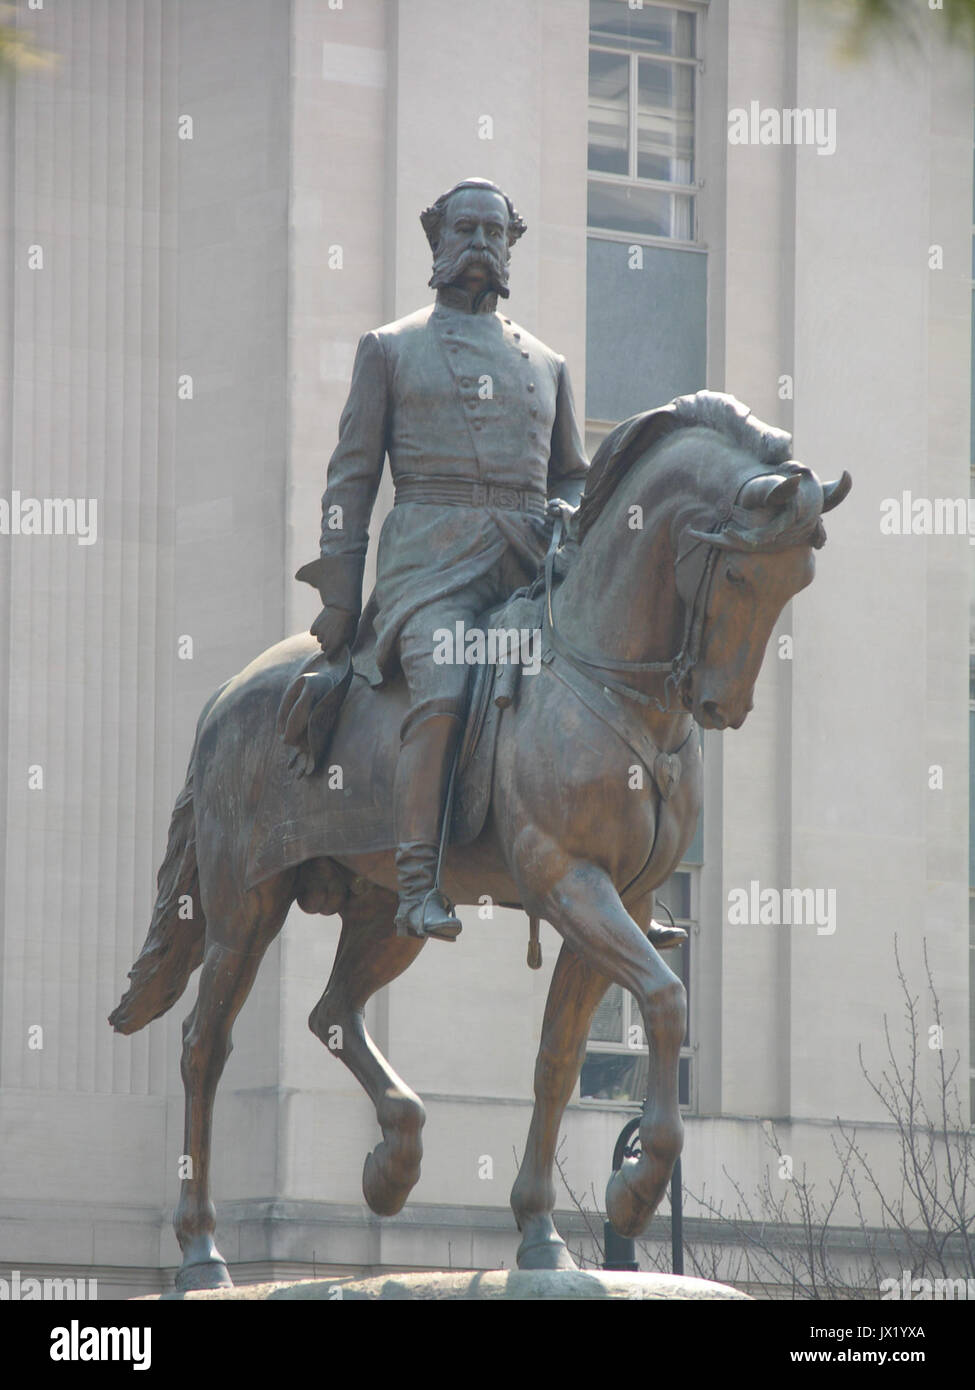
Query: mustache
429 244 510 294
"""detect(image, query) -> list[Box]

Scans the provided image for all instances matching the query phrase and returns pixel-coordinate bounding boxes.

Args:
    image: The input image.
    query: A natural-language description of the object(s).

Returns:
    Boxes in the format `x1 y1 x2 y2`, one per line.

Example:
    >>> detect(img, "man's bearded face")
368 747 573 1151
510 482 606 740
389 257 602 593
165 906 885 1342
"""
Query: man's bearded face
429 189 511 296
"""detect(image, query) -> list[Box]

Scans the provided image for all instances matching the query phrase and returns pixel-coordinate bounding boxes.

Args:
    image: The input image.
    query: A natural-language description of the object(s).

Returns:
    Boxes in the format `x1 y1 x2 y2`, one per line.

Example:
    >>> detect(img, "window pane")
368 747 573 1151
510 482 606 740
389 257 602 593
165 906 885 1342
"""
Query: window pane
656 871 691 920
588 49 630 176
675 9 696 59
591 0 696 59
684 808 703 864
971 707 975 887
590 983 625 1042
588 180 694 239
971 290 975 471
638 57 694 184
580 1050 648 1102
581 1054 691 1107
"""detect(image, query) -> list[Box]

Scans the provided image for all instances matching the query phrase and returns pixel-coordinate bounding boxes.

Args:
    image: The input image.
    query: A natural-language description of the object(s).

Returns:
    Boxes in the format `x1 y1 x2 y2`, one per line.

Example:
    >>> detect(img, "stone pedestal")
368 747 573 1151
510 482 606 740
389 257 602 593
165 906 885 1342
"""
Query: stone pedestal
158 1270 750 1301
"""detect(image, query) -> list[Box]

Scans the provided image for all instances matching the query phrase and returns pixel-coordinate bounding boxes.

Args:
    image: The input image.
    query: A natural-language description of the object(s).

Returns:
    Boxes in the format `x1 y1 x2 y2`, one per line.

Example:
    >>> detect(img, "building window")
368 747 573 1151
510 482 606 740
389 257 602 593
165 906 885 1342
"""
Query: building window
580 868 697 1110
588 0 702 243
970 77 975 476
971 86 975 476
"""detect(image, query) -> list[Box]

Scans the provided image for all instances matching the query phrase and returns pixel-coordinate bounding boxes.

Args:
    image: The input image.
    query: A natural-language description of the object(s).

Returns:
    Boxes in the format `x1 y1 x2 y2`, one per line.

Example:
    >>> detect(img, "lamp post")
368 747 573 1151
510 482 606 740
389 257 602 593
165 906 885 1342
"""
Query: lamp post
603 1115 684 1275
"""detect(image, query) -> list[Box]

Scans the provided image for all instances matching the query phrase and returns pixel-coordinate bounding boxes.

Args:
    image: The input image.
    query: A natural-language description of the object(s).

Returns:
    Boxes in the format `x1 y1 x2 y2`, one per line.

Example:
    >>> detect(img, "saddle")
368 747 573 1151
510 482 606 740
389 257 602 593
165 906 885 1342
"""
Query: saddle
277 588 542 783
244 590 544 893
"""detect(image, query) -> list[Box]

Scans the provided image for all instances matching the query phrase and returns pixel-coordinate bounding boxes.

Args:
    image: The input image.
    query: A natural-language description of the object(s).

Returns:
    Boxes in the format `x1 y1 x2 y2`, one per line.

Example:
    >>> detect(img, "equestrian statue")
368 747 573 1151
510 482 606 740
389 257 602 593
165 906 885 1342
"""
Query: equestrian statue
109 177 851 1291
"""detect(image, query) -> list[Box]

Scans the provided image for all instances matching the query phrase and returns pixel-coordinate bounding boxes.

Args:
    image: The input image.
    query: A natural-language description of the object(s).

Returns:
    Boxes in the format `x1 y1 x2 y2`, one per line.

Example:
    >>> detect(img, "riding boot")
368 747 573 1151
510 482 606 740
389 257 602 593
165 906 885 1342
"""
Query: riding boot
393 710 464 942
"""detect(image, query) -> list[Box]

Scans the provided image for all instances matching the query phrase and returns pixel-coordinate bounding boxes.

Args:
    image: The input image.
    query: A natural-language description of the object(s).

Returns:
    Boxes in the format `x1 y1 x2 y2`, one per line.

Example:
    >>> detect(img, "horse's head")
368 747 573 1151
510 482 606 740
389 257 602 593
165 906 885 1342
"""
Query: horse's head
676 463 850 730
575 392 852 733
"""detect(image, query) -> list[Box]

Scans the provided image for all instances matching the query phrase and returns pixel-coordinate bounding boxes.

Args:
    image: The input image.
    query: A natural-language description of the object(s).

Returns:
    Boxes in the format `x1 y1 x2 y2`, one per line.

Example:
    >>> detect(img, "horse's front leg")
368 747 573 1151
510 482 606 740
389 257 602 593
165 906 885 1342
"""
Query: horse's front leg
511 942 612 1269
531 860 686 1240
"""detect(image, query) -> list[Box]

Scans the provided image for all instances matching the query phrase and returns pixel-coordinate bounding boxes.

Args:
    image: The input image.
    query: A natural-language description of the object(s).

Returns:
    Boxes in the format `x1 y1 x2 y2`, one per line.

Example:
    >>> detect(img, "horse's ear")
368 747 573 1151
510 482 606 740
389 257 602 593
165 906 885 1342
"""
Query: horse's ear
821 470 852 513
738 473 800 511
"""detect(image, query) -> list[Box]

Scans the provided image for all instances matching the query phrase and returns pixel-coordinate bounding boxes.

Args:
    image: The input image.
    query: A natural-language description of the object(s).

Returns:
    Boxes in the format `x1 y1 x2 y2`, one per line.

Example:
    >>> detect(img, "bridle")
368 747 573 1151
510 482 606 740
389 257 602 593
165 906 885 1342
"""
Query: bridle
542 468 823 716
542 513 723 717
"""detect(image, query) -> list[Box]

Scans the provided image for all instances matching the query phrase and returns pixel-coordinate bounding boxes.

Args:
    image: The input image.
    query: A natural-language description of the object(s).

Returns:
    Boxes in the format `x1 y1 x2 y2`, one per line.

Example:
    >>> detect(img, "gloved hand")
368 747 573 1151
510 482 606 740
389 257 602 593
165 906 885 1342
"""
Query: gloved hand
310 604 358 657
545 497 578 526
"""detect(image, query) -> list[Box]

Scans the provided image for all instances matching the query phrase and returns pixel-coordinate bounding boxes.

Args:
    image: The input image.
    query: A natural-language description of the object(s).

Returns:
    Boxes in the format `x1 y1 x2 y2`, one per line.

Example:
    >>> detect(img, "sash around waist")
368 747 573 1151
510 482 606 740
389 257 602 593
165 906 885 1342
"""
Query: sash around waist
393 474 547 515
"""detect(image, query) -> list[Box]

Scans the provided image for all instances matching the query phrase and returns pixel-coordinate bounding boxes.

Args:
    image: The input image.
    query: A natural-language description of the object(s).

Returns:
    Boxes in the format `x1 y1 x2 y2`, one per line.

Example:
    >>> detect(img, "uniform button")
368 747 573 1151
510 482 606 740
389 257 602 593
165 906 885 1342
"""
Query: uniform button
466 399 476 409
526 382 535 392
528 431 537 442
460 377 472 387
473 421 483 430
521 350 529 358
530 407 538 418
513 332 520 341
444 327 454 335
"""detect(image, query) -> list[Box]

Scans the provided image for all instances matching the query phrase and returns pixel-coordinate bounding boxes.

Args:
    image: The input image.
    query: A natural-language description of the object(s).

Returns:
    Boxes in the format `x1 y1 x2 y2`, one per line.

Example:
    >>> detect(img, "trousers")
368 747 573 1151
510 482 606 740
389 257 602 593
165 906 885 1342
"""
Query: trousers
395 546 535 739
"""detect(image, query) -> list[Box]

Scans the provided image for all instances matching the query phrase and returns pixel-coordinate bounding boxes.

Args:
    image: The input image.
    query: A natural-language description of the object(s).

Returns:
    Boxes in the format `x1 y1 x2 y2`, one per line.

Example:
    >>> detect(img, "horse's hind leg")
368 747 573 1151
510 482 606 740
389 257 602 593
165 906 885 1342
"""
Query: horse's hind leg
308 881 427 1217
510 942 612 1270
174 871 294 1291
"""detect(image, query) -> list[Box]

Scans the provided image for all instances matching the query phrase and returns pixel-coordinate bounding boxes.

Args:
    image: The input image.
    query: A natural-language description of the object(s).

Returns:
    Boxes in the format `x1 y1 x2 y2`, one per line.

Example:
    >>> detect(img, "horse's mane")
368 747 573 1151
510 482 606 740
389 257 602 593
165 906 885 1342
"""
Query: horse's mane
577 391 794 541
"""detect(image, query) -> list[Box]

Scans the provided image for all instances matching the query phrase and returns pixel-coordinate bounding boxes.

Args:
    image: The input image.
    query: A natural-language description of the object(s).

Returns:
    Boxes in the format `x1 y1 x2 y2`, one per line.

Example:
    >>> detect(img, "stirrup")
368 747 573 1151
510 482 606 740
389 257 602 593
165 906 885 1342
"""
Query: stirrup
394 888 462 942
647 901 687 951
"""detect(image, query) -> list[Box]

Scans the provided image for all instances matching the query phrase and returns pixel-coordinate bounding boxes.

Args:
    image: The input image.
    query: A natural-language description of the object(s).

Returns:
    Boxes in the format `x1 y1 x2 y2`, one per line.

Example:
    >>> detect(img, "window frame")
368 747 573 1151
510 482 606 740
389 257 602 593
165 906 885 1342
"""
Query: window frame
587 0 708 250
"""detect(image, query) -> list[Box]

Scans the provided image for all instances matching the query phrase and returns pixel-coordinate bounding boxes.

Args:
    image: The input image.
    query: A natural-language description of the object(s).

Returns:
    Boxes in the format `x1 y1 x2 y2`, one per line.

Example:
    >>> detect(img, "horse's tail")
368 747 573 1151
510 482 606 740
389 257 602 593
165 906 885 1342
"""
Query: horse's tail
109 686 225 1035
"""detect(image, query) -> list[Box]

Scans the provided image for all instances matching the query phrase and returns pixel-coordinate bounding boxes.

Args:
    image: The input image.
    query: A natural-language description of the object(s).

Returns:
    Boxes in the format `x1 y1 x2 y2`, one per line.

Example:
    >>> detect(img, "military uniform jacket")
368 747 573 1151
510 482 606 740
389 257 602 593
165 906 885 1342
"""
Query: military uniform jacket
313 285 589 686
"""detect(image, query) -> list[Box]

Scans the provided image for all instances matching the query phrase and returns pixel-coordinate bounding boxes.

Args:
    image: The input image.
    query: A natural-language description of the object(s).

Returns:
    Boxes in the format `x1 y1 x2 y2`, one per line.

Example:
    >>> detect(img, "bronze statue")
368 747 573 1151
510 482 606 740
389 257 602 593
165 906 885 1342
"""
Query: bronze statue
296 177 588 941
109 185 851 1292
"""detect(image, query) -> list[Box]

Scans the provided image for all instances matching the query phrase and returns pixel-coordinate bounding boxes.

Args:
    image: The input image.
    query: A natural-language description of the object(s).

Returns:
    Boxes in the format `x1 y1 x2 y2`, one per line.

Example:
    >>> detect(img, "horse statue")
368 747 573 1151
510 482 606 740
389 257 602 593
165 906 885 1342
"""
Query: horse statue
109 391 850 1291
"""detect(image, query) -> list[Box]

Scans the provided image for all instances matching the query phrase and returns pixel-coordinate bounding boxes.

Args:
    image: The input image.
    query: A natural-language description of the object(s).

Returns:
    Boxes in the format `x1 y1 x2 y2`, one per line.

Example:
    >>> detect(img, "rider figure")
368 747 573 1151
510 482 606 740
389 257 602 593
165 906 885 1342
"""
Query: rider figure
303 178 589 941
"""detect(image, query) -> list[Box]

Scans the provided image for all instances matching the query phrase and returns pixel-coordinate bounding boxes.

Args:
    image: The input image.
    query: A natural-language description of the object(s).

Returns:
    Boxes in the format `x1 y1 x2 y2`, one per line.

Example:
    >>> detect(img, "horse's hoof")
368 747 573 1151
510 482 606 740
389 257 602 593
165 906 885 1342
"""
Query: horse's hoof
606 1161 651 1239
362 1144 417 1217
175 1257 233 1292
516 1233 577 1271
